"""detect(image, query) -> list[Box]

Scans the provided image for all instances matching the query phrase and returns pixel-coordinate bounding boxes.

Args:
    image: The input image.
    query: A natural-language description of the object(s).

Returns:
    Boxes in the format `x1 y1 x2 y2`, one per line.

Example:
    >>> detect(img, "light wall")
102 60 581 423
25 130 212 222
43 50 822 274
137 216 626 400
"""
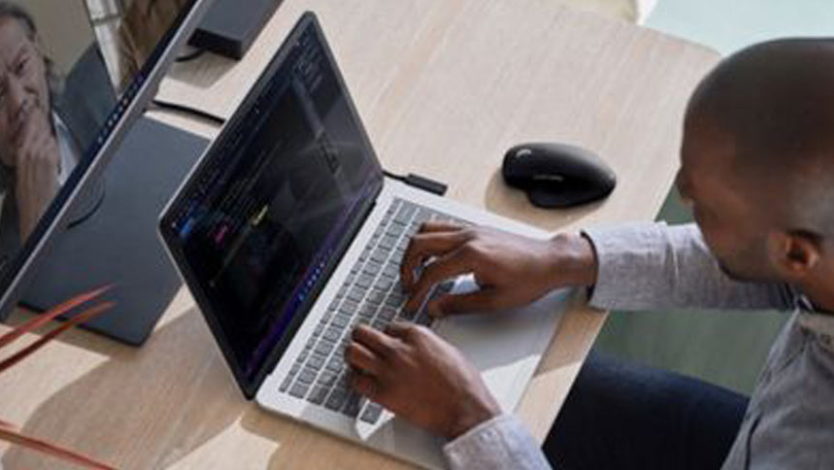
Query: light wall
19 0 95 74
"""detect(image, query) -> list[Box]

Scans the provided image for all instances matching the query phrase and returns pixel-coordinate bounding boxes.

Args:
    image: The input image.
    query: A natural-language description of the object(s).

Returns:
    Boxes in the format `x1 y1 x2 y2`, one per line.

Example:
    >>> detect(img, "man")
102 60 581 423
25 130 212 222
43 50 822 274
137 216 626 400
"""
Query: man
345 38 834 469
0 2 78 259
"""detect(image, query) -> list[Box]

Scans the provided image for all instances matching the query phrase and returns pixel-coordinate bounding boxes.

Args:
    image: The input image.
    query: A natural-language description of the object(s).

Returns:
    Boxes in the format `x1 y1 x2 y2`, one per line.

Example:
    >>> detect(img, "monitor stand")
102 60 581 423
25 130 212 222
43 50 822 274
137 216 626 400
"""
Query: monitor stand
20 116 209 345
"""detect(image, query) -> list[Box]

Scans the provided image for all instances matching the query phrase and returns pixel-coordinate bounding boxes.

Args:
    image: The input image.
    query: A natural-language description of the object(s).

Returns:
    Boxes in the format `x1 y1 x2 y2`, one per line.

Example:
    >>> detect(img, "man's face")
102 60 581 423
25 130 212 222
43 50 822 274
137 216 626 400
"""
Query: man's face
676 112 780 282
0 17 50 168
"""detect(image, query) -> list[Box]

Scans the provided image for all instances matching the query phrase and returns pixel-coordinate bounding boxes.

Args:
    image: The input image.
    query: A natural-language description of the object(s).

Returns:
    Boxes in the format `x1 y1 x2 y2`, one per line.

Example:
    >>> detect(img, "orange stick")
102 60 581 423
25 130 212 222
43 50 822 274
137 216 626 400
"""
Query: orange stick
0 302 115 375
0 285 112 350
0 425 115 469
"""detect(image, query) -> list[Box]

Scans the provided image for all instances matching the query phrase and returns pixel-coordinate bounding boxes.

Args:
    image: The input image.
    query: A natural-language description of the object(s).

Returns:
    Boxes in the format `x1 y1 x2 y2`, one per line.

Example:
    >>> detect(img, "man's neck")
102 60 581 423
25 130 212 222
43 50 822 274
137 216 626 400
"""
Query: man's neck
801 276 834 314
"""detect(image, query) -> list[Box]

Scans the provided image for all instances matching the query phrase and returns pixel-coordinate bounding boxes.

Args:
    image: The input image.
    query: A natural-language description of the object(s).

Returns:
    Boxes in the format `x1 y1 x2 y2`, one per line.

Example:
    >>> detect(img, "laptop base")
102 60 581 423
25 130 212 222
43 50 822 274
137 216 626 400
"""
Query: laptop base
20 117 208 345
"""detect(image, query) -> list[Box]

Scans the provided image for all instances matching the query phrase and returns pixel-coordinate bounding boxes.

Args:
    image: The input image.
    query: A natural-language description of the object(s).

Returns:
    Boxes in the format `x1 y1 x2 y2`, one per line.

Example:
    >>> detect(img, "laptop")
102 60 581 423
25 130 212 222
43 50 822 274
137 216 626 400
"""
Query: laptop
160 12 569 469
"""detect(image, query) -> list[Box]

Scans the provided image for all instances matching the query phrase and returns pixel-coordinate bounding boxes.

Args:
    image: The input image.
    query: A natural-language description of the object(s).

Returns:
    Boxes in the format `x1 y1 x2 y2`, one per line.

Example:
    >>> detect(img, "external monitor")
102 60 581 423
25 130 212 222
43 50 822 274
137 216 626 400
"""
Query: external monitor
0 0 213 343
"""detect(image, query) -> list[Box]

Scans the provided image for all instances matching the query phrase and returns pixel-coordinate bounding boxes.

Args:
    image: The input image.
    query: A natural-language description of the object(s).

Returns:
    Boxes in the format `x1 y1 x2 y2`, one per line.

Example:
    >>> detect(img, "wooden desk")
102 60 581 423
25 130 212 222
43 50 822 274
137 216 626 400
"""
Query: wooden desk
0 1 718 468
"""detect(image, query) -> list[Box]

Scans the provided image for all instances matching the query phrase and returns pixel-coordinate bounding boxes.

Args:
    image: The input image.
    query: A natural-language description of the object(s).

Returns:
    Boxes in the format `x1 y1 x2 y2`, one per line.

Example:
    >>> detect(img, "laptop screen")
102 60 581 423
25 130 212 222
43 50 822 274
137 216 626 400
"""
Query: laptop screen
161 14 383 393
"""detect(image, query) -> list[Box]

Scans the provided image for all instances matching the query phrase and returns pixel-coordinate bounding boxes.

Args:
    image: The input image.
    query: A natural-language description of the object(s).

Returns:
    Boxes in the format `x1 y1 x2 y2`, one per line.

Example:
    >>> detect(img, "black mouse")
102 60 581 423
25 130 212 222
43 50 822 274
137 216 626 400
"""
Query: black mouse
502 142 617 208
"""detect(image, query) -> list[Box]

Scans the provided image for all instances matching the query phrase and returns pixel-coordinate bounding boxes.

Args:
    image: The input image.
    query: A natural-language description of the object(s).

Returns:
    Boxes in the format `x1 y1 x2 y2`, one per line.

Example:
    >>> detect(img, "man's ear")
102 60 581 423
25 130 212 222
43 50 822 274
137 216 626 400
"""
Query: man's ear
769 231 822 279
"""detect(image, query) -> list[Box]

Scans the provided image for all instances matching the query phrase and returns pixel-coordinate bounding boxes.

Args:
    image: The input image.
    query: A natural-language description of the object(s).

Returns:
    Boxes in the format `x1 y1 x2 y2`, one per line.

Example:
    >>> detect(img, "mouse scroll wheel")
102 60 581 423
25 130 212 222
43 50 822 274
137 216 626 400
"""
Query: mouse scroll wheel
532 174 566 183
516 148 533 158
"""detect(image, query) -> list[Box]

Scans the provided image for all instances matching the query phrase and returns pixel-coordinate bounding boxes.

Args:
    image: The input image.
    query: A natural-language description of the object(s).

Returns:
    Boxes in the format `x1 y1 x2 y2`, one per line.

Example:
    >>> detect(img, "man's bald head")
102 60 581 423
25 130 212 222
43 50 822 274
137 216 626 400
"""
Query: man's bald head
686 38 834 239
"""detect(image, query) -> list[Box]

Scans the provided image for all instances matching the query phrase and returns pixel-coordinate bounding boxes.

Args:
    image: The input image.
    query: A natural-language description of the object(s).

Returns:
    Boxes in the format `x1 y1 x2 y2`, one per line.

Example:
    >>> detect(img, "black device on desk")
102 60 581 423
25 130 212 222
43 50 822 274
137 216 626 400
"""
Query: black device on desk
190 0 282 59
503 142 617 208
0 0 214 345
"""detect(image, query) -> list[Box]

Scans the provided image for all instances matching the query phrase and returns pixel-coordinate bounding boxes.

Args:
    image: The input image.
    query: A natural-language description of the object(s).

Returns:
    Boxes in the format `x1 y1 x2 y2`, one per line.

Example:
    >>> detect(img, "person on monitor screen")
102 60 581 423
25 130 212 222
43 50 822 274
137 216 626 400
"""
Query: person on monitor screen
0 2 78 255
345 38 834 469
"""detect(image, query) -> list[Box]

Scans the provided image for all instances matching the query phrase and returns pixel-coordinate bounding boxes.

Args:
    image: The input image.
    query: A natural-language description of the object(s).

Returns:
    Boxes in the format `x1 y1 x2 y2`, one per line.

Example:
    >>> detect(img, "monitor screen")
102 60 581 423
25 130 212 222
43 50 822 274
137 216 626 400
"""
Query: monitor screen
0 0 203 313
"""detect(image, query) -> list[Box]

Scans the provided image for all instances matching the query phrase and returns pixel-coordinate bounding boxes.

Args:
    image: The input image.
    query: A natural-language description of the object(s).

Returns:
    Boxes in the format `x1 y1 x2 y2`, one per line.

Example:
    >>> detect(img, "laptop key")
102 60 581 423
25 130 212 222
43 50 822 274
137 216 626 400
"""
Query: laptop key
323 327 341 342
379 235 397 250
308 386 329 405
289 382 310 399
322 310 334 323
355 275 374 290
325 389 348 411
308 354 325 370
414 208 433 224
360 403 384 423
334 373 351 391
298 368 317 384
370 249 387 264
347 287 366 303
392 280 404 293
279 374 293 393
315 340 335 356
318 371 337 386
386 223 405 237
342 393 363 417
405 224 421 236
363 262 381 276
340 300 359 315
367 289 385 305
305 335 317 348
373 224 386 238
359 303 377 318
394 204 416 224
331 314 350 329
326 357 342 372
376 277 394 291
382 263 399 278
378 307 396 321
384 294 405 308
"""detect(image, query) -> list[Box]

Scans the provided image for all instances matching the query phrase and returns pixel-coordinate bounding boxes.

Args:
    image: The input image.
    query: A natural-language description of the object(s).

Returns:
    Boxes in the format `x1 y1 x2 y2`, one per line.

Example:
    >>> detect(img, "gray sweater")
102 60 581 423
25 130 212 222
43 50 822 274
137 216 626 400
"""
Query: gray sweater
443 222 834 469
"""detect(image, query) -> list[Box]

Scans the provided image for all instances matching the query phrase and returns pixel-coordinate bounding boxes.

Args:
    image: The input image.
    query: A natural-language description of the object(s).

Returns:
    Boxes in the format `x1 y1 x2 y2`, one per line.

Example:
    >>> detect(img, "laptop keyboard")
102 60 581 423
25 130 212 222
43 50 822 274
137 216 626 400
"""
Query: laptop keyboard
278 198 464 423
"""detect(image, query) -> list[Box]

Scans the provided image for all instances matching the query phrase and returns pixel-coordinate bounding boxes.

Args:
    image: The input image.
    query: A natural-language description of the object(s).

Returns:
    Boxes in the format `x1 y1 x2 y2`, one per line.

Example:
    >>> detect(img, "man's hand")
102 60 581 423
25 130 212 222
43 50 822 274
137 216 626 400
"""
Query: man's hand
14 108 60 240
346 323 500 439
400 222 598 317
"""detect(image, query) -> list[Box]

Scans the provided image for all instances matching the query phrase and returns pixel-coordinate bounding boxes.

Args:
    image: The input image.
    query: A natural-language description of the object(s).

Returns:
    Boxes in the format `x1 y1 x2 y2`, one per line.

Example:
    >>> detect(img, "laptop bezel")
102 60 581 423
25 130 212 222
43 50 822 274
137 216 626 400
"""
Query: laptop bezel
160 11 385 399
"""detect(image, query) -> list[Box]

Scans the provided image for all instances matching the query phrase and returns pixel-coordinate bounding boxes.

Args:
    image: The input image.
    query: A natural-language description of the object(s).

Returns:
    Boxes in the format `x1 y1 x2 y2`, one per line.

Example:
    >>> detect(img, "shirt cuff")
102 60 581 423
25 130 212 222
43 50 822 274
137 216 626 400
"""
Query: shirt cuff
582 221 669 310
443 414 552 470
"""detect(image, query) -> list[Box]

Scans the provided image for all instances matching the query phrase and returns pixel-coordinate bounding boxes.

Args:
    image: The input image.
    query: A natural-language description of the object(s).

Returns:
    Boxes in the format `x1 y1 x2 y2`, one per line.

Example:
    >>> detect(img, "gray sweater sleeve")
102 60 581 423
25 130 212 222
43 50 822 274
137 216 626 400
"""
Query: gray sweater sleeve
443 414 552 470
584 222 794 312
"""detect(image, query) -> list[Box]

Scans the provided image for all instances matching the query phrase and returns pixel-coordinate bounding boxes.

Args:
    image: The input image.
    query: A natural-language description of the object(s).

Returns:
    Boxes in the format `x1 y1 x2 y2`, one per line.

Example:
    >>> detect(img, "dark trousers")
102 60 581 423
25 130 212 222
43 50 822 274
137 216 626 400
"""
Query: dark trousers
543 352 749 470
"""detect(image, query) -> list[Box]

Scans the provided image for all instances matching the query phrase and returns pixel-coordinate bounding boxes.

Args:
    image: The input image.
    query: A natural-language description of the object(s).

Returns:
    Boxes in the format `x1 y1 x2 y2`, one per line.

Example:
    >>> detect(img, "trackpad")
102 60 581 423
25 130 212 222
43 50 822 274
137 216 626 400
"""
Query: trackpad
434 277 571 412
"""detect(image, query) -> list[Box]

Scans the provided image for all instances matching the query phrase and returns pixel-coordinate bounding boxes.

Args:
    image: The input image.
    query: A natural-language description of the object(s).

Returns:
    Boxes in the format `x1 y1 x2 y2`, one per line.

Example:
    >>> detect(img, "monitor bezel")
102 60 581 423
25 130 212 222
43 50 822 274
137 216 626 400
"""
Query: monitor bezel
0 0 215 319
159 12 386 399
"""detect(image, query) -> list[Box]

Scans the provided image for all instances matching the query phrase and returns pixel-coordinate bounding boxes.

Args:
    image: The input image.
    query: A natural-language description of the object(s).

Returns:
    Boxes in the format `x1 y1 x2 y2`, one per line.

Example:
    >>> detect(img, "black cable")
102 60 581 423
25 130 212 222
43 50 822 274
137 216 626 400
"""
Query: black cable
383 169 406 181
150 99 227 126
175 48 206 63
383 170 447 196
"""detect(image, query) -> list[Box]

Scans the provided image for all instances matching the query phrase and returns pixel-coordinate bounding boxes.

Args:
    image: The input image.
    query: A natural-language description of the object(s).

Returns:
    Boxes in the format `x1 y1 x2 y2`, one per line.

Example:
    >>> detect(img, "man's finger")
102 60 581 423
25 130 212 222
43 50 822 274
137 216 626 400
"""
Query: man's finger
404 249 473 313
352 324 398 359
428 290 498 317
401 231 470 289
384 321 419 340
417 221 466 234
345 341 381 375
351 373 382 401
